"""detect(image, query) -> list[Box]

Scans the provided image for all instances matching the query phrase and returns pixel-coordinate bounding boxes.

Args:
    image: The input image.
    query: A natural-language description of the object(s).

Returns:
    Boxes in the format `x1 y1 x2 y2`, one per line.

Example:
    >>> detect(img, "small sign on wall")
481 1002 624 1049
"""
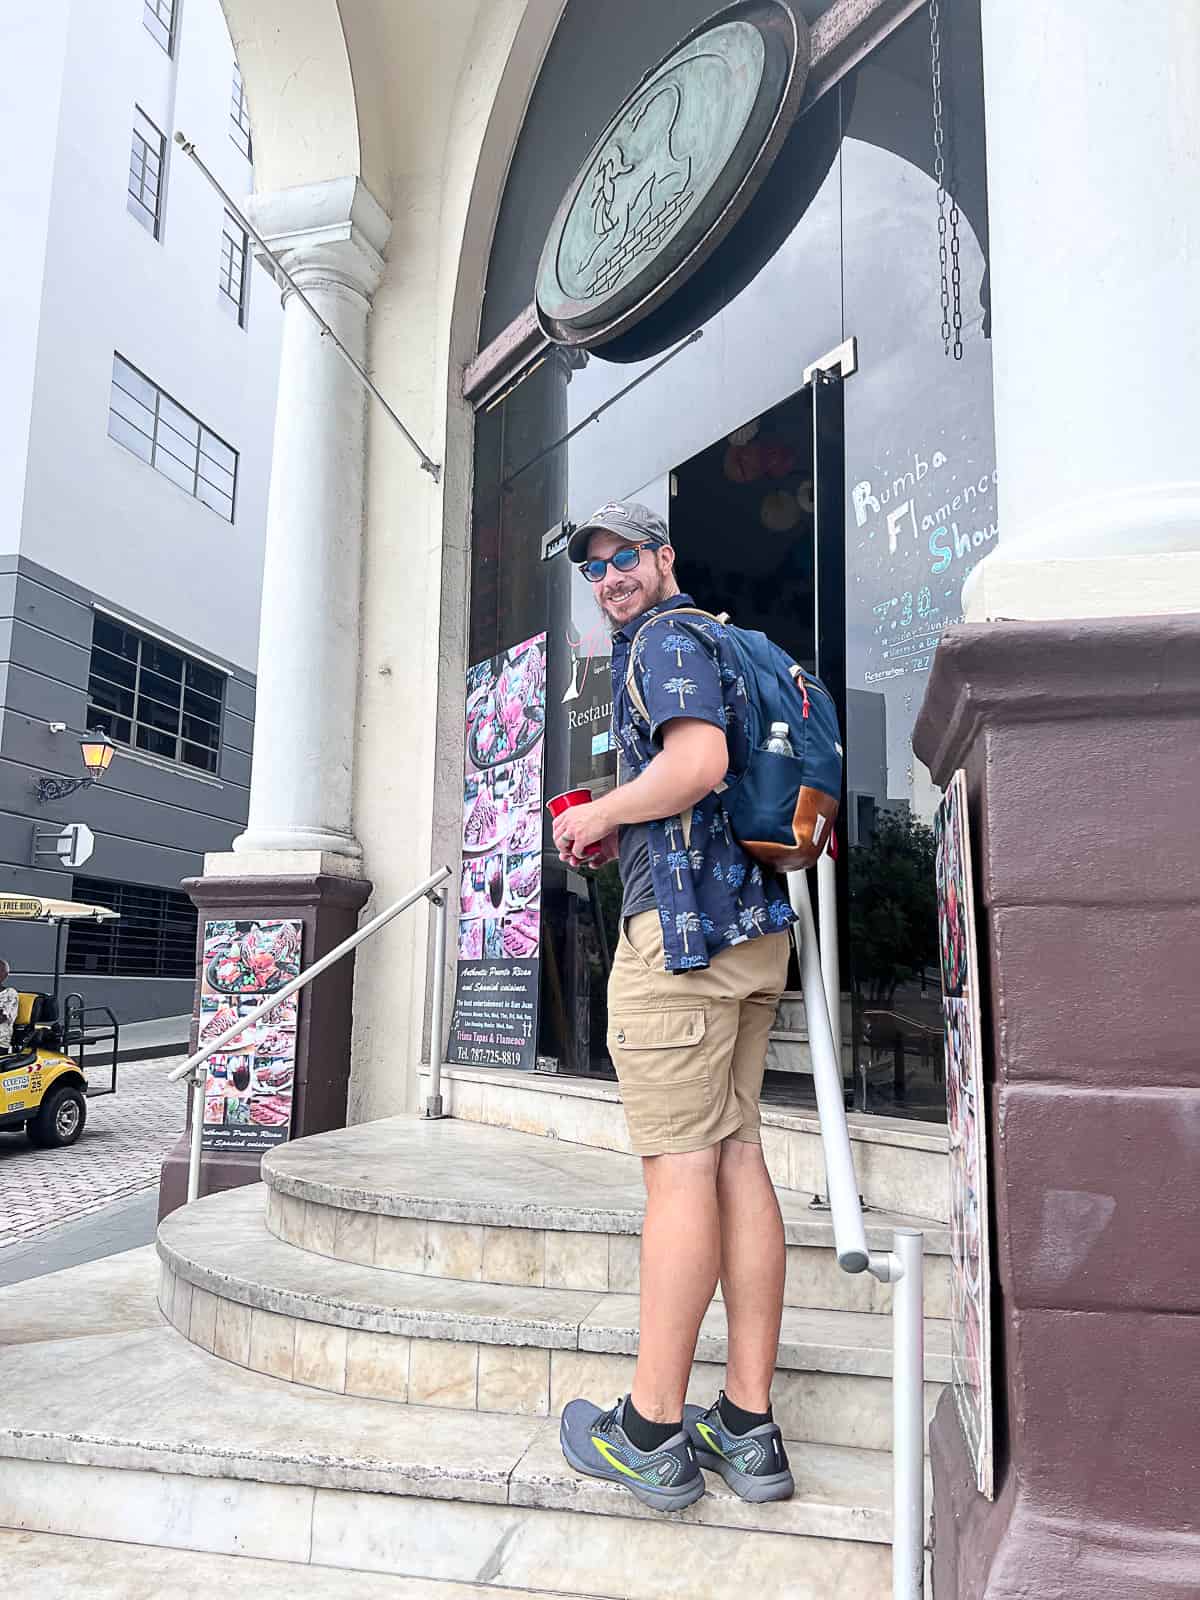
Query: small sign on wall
935 770 994 1499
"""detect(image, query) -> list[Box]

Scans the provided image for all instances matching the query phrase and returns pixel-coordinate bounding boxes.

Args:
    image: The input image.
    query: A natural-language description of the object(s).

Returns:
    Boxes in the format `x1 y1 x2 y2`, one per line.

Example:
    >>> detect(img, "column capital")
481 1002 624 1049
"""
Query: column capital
245 176 391 300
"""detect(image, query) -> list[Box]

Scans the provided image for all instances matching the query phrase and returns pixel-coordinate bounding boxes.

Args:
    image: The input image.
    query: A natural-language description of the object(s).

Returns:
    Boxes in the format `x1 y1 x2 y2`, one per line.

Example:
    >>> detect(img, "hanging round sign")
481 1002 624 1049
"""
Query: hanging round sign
535 1 811 349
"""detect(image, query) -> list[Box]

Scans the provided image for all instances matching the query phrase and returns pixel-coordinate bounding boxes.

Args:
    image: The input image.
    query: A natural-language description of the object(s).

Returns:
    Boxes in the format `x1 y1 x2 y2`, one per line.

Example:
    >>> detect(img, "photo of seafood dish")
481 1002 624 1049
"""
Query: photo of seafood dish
250 1094 291 1128
199 1001 245 1049
505 808 541 855
466 637 547 771
501 907 540 960
256 1027 294 1060
458 918 483 960
254 1059 294 1094
205 919 302 995
463 776 511 855
505 851 540 908
204 1095 226 1125
484 920 504 959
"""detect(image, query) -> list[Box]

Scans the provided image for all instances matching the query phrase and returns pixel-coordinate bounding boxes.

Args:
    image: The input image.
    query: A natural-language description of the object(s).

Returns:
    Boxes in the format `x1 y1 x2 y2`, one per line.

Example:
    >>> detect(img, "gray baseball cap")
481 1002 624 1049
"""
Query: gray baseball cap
566 501 672 565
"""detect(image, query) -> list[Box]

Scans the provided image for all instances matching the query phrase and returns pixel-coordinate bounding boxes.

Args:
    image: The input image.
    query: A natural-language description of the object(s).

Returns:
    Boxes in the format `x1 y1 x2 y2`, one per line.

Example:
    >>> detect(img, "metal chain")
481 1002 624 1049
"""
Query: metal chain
930 0 963 360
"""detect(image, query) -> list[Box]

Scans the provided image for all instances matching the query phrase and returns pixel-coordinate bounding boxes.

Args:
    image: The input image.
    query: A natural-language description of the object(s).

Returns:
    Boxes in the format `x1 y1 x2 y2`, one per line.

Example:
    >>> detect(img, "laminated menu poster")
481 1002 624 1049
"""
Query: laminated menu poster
199 919 302 1153
935 772 994 1499
447 632 546 1070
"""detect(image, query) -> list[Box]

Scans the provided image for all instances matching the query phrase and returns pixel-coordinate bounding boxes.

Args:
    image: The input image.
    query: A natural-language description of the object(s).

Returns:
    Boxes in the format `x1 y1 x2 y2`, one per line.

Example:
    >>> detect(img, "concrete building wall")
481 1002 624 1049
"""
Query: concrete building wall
0 0 283 1022
18 0 281 667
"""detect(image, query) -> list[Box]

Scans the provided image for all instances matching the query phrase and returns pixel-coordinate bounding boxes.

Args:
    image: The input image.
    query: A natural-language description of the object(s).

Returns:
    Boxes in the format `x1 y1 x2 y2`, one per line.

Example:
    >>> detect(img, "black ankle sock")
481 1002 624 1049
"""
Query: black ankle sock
718 1392 773 1435
622 1397 681 1453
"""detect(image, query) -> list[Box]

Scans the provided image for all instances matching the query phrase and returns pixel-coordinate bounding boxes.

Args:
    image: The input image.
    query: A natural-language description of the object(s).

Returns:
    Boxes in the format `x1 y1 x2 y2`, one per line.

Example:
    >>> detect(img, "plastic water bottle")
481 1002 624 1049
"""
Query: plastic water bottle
763 721 794 756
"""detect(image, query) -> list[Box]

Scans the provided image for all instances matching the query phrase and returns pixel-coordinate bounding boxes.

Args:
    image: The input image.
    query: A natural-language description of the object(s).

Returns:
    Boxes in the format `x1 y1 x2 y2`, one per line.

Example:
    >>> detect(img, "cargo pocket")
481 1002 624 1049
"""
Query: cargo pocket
607 1007 710 1150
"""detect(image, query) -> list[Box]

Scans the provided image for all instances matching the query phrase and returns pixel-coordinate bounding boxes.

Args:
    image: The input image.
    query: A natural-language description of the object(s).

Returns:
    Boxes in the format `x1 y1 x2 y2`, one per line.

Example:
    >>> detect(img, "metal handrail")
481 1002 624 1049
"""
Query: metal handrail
169 865 452 1204
788 867 926 1600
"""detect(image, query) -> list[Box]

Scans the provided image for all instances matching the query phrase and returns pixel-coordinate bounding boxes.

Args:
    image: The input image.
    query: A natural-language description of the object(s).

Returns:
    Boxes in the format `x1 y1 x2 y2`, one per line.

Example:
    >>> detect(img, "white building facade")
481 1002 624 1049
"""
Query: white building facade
0 0 282 1016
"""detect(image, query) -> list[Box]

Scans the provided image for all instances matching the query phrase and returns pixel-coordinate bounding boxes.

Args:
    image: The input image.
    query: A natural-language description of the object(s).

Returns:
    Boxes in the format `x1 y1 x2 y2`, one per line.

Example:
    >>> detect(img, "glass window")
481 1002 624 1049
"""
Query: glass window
67 876 198 980
142 0 175 55
230 64 253 161
219 212 249 326
86 612 227 774
128 107 166 237
107 354 239 521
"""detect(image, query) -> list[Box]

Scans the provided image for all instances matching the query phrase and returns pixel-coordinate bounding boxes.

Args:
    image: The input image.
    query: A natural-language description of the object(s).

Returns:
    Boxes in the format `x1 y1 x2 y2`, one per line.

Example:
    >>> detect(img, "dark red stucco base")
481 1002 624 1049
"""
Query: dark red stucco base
914 616 1200 1599
158 871 371 1220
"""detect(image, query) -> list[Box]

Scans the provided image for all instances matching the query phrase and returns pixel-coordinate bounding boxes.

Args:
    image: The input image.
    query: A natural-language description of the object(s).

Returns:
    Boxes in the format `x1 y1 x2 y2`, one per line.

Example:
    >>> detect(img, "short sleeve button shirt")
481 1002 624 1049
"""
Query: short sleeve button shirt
610 593 795 973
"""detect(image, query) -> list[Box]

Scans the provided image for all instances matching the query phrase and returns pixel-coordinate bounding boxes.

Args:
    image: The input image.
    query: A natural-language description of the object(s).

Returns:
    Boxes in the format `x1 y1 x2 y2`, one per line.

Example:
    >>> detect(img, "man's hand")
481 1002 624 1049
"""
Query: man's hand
552 802 617 867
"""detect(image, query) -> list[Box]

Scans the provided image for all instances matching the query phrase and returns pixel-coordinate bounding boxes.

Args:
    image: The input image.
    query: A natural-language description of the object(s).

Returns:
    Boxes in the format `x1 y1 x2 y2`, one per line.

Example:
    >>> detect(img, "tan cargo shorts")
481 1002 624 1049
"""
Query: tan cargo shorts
606 911 791 1157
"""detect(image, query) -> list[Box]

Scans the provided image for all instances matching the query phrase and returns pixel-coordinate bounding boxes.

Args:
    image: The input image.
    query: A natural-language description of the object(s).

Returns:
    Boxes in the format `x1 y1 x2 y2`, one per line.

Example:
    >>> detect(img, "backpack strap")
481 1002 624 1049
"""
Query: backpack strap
623 606 723 723
621 606 729 850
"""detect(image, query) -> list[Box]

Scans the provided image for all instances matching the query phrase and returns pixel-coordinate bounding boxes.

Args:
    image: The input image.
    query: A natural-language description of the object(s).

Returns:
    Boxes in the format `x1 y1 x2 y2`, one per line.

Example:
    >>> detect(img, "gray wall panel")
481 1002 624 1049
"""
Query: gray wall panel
223 706 253 755
11 573 93 650
2 720 249 824
5 616 90 687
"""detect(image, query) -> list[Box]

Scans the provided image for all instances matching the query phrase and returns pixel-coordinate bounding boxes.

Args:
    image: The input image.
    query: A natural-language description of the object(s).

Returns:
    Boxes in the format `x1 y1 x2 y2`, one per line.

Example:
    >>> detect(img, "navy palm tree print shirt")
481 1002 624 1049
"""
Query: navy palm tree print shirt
610 593 796 973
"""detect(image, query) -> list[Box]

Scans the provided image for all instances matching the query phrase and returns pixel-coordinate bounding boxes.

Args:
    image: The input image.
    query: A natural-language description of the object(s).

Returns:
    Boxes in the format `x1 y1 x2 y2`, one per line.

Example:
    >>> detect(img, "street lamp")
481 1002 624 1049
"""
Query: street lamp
36 734 117 805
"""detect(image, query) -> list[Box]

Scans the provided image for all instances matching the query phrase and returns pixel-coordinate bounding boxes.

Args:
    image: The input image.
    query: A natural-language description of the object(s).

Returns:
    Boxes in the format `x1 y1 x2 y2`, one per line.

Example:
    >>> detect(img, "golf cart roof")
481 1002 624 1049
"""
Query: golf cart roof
0 895 119 923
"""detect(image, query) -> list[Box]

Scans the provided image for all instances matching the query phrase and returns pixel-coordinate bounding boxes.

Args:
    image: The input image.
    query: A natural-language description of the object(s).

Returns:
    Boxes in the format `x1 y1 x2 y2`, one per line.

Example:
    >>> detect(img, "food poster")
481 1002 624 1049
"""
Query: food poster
935 771 994 1499
447 632 546 1070
199 919 302 1153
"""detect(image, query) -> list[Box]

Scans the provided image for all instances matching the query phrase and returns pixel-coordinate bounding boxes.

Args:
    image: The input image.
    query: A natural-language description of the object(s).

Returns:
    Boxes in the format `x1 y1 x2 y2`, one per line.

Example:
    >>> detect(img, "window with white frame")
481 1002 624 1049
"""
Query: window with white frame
85 613 227 775
142 0 175 55
107 354 239 522
230 64 253 160
128 107 166 236
219 212 249 325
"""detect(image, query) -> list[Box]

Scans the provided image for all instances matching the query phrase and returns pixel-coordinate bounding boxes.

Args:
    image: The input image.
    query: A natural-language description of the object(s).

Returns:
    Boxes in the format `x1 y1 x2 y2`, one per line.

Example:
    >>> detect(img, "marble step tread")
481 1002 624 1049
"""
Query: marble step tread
159 1188 951 1381
0 1530 593 1600
262 1115 950 1249
1 1252 908 1548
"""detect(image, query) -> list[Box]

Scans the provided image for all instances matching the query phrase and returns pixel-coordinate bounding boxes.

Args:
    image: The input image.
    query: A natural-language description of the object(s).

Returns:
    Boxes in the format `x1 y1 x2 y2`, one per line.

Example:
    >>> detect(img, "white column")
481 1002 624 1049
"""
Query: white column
232 179 390 862
965 2 1200 621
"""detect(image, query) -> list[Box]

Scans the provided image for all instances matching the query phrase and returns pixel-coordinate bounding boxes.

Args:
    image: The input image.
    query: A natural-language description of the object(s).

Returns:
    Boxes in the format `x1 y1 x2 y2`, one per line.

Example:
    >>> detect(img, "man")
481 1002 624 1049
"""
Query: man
0 960 19 1054
553 501 796 1513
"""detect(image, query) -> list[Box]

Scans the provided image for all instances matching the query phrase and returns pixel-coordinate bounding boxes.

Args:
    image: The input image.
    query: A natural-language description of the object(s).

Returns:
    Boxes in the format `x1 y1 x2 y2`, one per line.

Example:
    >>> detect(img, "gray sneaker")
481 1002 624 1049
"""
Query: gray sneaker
683 1395 794 1502
560 1396 705 1513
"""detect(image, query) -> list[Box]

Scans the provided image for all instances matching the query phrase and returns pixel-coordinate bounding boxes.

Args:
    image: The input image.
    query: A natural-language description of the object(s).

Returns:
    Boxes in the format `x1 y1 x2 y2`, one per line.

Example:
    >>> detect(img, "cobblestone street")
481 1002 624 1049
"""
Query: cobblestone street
0 1056 187 1247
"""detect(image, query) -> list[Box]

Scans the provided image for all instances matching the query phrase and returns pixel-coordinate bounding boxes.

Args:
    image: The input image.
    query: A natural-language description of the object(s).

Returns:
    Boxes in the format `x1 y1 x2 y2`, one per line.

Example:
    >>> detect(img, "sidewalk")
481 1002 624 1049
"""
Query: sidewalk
0 1053 187 1250
108 1012 190 1062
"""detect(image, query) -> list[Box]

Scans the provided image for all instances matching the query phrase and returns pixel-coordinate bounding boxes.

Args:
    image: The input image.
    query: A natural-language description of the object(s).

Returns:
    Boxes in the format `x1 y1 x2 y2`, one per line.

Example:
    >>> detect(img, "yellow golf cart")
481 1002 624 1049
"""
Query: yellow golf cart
0 895 121 1148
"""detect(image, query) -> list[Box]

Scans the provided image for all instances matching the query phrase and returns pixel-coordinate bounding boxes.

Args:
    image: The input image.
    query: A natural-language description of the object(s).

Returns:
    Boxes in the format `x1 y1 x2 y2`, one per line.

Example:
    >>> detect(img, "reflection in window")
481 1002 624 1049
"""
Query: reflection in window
219 212 249 326
86 612 226 775
128 107 166 237
142 0 175 56
230 65 253 161
107 353 239 522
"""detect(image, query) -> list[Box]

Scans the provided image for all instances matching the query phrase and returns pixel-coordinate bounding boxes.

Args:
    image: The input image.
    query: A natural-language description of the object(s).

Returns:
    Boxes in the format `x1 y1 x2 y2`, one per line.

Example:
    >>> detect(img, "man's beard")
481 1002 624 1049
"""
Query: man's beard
599 562 672 631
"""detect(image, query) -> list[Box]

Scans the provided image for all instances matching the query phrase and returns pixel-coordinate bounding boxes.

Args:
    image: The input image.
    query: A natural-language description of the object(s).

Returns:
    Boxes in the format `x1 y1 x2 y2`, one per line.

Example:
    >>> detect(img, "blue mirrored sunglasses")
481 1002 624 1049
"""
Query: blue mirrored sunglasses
579 540 663 584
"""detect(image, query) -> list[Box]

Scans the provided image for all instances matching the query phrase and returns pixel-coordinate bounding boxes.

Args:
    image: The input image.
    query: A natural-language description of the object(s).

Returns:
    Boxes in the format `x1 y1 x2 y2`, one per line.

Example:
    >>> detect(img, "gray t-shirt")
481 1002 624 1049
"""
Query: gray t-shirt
619 822 657 917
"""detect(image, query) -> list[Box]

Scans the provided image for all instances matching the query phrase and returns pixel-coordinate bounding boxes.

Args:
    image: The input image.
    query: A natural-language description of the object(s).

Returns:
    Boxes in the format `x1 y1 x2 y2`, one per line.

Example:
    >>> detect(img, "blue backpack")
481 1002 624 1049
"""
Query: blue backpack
627 607 843 872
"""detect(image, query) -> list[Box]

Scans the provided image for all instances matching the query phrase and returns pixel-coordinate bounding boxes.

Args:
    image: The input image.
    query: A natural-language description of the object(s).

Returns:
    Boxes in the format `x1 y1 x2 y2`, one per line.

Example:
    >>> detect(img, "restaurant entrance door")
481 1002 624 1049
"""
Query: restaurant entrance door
543 370 853 1108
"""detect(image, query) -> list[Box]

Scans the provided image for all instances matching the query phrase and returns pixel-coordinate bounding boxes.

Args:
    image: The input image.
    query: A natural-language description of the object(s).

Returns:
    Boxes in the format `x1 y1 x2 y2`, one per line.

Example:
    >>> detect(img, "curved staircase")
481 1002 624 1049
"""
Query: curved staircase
0 1091 949 1598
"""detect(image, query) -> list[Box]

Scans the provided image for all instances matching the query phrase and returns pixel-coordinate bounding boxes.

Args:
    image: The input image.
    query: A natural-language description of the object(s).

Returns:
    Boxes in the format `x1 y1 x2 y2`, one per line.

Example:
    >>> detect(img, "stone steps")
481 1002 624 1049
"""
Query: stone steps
158 1184 946 1451
0 1530 588 1600
258 1117 952 1318
0 1250 903 1598
420 1067 949 1223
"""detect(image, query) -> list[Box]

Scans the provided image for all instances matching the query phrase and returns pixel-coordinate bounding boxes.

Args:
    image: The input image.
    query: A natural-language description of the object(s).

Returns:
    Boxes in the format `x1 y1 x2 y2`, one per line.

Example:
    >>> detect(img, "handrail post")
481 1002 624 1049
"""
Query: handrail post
890 1228 926 1600
787 868 869 1272
816 850 842 1068
170 865 451 1206
186 1074 205 1204
425 888 448 1119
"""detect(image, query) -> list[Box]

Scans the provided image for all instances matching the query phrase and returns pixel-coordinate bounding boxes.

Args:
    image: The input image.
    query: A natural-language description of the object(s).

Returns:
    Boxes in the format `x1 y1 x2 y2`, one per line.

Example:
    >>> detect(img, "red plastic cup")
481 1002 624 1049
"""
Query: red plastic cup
546 787 601 856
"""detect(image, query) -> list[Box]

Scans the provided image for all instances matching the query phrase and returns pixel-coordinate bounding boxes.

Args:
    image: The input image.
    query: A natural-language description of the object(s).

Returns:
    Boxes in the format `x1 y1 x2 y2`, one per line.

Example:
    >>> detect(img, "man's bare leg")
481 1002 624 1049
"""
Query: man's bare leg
630 1145 722 1422
715 1136 786 1412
